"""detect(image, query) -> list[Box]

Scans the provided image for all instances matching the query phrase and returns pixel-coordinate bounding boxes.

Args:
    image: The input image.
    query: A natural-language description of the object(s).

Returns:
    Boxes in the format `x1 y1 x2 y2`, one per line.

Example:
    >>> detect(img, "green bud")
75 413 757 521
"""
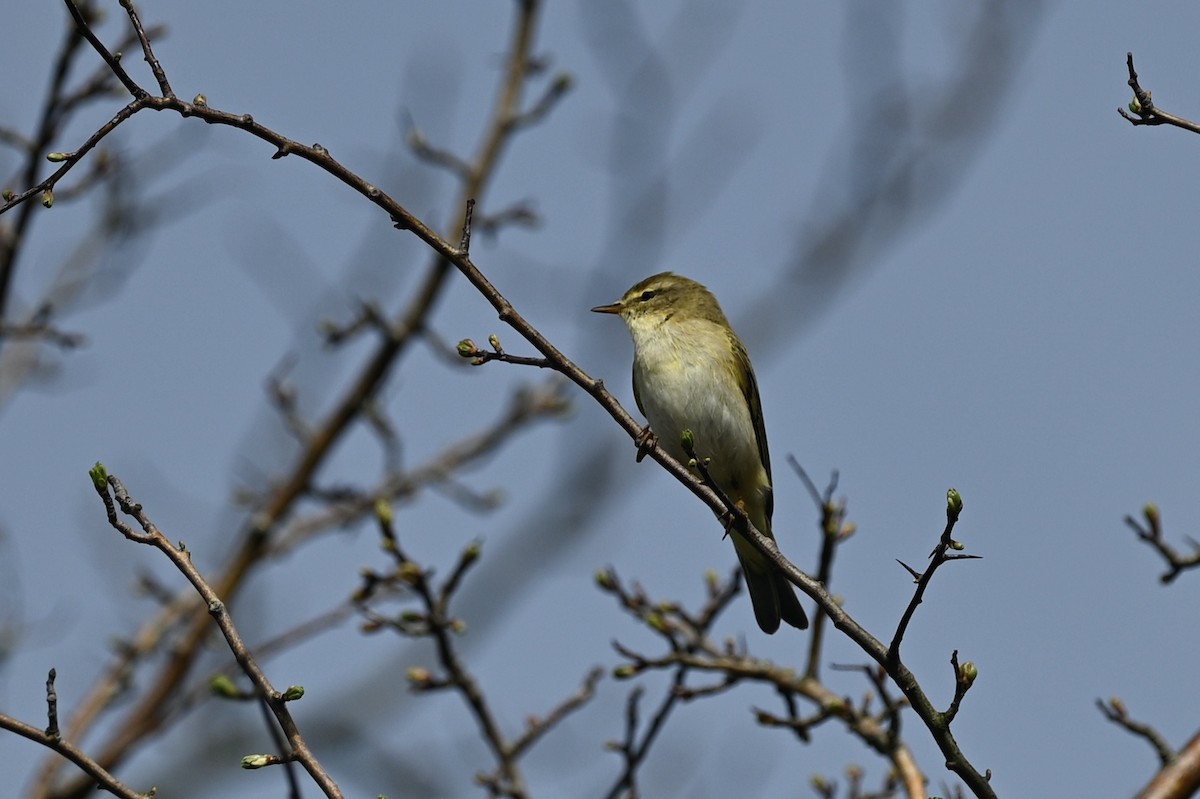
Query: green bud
406 666 432 686
1143 503 1159 524
41 189 54 208
461 541 482 564
946 488 963 514
594 568 615 590
612 665 636 680
449 618 467 634
552 73 574 93
680 428 695 452
241 754 271 769
2 190 13 201
487 333 501 351
959 661 977 686
360 618 384 634
210 674 239 698
46 152 71 163
397 562 423 585
645 612 666 632
193 93 207 107
457 339 476 357
950 540 965 551
1129 97 1142 114
281 685 305 701
374 498 393 524
88 462 109 491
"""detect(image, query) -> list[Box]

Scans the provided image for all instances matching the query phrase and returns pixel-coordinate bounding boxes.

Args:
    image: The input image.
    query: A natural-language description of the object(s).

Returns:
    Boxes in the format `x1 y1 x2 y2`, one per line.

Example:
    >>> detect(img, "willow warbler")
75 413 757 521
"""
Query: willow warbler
592 272 808 634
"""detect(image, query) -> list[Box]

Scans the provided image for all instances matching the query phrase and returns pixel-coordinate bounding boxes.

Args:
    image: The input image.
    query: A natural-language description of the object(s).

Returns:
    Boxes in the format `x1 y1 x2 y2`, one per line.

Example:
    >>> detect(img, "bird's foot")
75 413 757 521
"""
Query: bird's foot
635 426 657 463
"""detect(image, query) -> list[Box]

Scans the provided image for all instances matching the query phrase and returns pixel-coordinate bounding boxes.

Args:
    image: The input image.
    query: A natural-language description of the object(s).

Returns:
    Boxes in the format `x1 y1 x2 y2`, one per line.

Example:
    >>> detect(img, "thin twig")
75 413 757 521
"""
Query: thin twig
0 712 149 799
1097 697 1175 766
1118 52 1200 134
91 470 345 799
888 491 977 664
1124 505 1200 584
32 3 560 793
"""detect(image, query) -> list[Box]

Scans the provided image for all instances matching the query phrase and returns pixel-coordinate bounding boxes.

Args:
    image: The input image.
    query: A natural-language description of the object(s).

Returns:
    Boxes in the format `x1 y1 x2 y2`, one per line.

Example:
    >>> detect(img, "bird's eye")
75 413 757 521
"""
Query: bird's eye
639 290 656 302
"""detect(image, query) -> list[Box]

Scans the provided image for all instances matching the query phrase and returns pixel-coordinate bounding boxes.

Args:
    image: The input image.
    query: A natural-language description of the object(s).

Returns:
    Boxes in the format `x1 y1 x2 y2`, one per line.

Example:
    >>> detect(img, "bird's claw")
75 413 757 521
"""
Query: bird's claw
635 426 657 463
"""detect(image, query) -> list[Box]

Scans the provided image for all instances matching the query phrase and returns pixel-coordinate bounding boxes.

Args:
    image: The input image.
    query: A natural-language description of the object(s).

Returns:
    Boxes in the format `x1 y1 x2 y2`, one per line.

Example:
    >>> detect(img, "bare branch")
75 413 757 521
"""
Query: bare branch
360 506 601 798
888 489 976 663
1124 504 1200 584
1118 52 1200 134
0 710 149 799
89 468 345 799
32 3 563 791
1099 698 1175 768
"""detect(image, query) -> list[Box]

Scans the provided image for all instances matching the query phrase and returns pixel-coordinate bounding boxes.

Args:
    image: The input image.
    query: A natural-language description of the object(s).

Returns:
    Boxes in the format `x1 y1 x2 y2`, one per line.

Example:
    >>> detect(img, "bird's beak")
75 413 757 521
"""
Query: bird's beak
590 301 622 315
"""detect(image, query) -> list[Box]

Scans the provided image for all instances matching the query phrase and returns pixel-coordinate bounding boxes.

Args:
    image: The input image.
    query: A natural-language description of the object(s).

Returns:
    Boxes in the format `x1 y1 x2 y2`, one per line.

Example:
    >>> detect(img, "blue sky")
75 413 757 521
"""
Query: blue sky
4 2 1200 797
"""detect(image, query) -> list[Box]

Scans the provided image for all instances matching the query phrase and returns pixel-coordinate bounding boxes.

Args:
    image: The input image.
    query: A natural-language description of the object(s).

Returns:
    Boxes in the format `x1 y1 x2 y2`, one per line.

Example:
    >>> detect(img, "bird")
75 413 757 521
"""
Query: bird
592 272 808 633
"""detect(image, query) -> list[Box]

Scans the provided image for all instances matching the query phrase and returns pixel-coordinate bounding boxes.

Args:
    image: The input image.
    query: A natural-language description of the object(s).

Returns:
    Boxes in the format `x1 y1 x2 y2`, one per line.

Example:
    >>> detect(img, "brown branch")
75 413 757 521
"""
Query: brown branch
171 602 359 723
599 569 737 799
60 0 147 99
1124 504 1200 584
509 667 604 762
89 468 344 798
888 489 977 663
1118 52 1200 134
117 0 174 97
0 712 148 799
602 570 928 799
1097 697 1174 766
0 2 147 328
603 484 989 790
361 507 600 798
269 378 569 555
1097 699 1200 799
786 456 852 682
18 2 990 795
456 335 554 368
33 3 558 794
1136 728 1200 799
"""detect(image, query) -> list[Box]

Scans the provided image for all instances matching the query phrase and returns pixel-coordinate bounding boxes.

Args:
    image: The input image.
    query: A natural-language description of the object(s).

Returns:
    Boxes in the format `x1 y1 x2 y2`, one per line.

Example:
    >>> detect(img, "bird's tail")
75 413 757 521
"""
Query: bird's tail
732 533 809 634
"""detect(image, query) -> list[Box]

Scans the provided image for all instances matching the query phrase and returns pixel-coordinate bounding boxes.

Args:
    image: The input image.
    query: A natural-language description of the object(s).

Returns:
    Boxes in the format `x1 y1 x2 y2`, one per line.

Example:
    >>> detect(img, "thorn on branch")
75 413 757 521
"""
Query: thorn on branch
44 669 59 740
458 198 475 256
888 489 977 664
